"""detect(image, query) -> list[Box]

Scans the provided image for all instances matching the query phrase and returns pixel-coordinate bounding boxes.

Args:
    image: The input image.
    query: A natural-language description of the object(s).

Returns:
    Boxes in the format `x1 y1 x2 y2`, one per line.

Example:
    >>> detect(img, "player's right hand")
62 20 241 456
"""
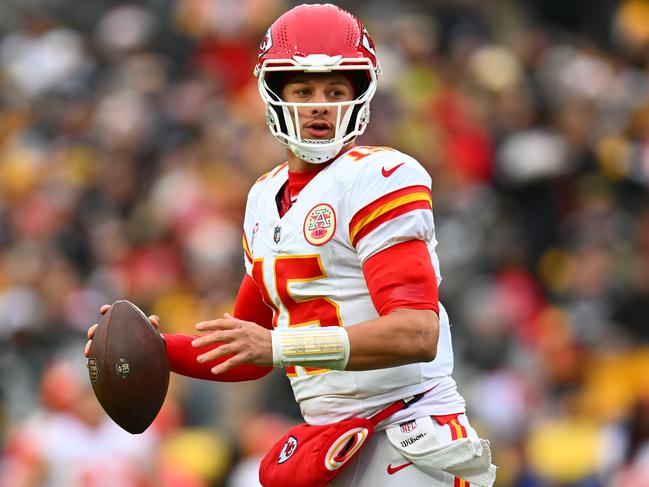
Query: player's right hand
84 304 161 357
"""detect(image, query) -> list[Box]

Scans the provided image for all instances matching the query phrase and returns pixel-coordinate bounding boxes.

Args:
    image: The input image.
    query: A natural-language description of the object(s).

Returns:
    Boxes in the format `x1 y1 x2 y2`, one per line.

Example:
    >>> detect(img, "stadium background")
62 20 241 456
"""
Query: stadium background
0 0 648 485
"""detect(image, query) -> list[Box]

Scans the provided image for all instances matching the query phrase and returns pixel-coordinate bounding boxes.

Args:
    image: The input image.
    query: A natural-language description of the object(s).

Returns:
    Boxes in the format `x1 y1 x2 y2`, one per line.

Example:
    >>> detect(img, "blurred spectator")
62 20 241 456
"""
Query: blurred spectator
226 413 294 487
609 396 649 486
0 345 158 487
157 427 232 487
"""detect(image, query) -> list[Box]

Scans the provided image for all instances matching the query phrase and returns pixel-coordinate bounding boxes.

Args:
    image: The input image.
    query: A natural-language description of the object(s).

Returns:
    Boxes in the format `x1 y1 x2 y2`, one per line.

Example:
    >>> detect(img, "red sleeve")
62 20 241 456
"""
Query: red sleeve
362 240 439 316
233 273 274 329
162 274 274 382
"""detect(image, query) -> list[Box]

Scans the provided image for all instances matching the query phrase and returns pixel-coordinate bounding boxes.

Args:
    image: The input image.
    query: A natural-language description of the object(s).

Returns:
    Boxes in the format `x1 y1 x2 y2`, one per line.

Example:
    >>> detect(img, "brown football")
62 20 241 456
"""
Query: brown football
87 300 169 434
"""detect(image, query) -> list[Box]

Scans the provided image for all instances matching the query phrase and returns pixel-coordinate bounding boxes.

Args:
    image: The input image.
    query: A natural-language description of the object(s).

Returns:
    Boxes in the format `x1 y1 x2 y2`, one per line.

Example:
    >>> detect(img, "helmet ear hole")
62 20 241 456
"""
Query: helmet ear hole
358 105 370 125
266 106 276 124
344 102 370 138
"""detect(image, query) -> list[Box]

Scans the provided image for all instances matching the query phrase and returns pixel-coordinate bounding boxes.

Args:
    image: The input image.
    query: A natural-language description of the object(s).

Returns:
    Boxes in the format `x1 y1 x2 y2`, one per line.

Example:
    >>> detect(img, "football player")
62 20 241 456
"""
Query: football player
87 4 494 486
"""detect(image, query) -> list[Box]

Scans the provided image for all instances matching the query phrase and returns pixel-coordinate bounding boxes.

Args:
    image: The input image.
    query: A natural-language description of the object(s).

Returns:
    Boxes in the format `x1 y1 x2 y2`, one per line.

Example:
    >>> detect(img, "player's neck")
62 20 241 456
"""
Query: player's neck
286 142 355 172
286 151 320 172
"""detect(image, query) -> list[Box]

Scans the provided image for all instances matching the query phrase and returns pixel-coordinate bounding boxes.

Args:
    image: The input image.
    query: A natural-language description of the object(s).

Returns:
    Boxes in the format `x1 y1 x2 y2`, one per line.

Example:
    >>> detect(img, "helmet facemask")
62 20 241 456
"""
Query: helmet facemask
257 57 378 164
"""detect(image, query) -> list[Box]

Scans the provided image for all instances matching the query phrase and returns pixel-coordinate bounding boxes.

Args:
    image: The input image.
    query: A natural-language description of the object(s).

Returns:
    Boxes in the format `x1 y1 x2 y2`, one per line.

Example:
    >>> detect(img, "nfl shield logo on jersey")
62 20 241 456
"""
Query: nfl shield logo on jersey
303 204 336 246
274 225 281 243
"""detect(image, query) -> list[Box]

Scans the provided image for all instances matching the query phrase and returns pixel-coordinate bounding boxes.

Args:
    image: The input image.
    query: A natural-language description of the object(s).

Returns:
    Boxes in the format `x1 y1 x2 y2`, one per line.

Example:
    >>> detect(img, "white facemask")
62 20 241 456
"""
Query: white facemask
257 55 378 164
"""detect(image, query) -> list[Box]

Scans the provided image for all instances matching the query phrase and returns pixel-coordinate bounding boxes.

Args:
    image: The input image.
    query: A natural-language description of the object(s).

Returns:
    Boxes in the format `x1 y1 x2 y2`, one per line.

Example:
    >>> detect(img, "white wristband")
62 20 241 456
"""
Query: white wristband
271 327 350 371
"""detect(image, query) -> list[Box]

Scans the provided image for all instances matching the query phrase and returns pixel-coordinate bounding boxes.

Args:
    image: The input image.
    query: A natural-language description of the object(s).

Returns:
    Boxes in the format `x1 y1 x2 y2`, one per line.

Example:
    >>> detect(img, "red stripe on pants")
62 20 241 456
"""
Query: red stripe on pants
449 418 469 487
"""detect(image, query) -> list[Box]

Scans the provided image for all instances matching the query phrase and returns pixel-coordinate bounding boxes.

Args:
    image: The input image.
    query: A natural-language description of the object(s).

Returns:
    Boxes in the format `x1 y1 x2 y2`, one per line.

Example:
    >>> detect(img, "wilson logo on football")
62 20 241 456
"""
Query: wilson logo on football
303 204 336 246
278 436 298 464
87 358 100 384
324 427 370 471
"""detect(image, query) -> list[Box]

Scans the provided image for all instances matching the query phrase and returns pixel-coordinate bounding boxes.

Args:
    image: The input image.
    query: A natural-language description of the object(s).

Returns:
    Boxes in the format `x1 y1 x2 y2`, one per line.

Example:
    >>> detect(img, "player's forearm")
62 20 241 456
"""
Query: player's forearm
345 309 439 370
163 273 275 381
163 333 273 381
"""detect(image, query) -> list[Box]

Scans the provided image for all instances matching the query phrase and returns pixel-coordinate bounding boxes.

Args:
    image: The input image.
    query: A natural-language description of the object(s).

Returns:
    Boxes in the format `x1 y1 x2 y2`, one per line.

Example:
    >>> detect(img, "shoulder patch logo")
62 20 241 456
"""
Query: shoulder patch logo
303 204 336 246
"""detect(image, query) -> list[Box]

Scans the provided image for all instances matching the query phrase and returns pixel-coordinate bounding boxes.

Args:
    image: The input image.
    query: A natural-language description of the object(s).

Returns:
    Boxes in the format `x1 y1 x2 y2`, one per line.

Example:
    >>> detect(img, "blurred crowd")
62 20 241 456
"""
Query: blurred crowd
0 0 648 485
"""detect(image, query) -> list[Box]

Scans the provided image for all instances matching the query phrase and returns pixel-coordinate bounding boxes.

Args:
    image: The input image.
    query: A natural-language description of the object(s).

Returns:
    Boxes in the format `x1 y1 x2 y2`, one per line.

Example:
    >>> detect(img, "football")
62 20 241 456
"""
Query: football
87 300 169 434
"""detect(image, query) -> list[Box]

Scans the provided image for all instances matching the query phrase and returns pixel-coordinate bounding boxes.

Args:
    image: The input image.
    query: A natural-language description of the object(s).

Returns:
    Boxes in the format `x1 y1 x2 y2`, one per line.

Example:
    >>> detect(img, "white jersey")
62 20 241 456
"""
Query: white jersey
242 146 464 425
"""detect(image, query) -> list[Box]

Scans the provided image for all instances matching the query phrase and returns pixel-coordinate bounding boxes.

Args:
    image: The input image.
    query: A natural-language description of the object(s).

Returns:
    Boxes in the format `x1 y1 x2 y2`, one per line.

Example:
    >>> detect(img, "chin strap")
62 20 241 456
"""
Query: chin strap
289 140 345 164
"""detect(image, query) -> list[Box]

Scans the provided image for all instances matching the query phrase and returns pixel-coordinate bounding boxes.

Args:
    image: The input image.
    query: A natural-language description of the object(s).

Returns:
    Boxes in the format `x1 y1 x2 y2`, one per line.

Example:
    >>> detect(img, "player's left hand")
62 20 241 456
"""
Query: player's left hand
84 304 161 358
191 313 273 375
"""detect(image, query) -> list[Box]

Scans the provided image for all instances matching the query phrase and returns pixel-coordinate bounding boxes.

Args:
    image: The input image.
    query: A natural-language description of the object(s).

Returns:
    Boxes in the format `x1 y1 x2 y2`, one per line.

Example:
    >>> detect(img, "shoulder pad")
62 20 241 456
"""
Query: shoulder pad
253 162 288 185
342 146 400 164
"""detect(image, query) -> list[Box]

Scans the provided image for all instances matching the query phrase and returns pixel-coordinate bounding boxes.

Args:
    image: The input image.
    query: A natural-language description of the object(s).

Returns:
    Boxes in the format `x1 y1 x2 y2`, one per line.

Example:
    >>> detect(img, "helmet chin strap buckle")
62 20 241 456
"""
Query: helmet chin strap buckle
266 107 278 126
358 105 370 125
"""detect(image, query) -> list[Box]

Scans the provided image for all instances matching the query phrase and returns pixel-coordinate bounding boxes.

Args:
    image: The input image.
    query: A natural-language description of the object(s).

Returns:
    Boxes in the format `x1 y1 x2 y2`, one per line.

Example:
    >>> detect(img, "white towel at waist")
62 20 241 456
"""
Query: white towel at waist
386 416 496 487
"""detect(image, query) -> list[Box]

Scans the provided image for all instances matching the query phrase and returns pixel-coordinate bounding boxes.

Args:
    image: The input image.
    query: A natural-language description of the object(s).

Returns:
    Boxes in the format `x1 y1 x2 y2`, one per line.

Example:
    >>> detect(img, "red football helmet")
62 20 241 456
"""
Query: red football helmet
254 4 380 163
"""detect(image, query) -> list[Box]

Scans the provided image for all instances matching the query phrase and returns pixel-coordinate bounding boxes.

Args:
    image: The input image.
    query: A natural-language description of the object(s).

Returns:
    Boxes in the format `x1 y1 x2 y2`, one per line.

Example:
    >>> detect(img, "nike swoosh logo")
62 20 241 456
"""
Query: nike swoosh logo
381 162 405 177
386 462 413 475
